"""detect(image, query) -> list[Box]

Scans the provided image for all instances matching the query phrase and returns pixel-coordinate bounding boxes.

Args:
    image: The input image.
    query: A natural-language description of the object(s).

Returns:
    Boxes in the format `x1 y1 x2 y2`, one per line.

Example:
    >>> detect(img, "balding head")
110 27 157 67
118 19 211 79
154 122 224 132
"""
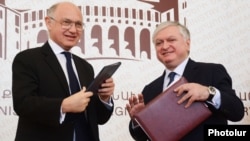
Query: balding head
45 1 83 50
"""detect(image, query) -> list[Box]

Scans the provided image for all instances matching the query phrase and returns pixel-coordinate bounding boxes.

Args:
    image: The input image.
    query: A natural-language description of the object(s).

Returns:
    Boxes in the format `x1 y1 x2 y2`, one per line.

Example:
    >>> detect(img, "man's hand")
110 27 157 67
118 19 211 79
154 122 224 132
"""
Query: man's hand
98 78 115 102
126 94 145 118
61 87 93 113
174 83 210 108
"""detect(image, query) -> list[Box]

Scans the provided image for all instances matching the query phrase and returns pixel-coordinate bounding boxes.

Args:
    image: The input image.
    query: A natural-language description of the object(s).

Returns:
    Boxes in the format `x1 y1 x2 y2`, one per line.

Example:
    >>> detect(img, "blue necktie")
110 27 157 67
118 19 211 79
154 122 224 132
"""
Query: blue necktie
167 72 176 86
62 52 80 94
62 52 91 141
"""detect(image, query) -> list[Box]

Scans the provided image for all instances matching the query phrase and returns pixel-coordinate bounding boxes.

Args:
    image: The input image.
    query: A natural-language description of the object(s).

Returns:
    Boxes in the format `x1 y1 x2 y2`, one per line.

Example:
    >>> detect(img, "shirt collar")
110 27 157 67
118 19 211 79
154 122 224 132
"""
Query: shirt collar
48 39 66 55
165 57 189 76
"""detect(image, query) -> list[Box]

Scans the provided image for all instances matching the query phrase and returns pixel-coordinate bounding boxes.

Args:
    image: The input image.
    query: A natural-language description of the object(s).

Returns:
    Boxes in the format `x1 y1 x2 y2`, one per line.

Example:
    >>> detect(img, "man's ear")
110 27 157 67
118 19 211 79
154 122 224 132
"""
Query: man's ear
186 39 191 52
44 16 52 30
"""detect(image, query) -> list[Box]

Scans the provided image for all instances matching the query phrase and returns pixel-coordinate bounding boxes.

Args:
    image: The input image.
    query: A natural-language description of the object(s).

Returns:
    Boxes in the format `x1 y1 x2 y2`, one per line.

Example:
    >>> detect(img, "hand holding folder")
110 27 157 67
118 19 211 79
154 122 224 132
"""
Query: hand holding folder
133 77 212 141
87 62 121 94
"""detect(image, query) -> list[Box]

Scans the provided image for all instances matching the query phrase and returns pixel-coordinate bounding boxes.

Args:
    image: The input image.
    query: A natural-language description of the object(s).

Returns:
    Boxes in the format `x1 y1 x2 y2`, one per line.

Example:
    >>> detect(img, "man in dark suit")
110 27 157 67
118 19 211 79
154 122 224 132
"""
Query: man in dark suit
12 2 114 141
126 21 244 141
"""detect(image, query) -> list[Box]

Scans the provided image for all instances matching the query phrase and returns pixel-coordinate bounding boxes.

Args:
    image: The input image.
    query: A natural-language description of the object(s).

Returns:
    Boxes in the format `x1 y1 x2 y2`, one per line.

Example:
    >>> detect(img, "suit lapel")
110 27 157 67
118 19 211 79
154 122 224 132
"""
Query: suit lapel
72 55 85 88
183 59 198 82
41 42 70 95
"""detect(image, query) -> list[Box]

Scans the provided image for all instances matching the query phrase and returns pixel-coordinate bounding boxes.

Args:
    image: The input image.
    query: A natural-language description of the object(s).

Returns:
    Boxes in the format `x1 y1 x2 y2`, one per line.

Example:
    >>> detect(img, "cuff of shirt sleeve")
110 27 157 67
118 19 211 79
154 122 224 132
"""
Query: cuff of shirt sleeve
99 96 113 109
60 106 66 124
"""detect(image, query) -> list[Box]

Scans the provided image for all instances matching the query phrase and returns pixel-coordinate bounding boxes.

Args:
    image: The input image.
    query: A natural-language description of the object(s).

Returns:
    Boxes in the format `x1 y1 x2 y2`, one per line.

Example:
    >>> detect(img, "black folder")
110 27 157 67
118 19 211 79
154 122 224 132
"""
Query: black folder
87 62 121 94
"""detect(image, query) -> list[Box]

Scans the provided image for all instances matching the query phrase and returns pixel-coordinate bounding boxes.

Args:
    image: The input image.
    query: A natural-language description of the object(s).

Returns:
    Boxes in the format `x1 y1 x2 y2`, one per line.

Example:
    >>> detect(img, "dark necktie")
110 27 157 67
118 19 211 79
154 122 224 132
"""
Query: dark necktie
167 72 176 86
62 52 91 141
62 52 80 94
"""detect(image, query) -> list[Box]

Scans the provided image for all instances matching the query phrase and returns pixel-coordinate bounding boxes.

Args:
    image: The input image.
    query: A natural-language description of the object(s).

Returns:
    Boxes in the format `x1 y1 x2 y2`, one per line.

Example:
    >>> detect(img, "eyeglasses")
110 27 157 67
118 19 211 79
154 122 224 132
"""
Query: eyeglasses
49 17 84 31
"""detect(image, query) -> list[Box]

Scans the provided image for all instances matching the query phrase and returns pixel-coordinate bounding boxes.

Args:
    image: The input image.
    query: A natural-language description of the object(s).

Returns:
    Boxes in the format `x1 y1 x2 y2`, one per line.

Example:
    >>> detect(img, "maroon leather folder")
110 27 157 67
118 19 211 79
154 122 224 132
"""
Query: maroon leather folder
133 77 212 141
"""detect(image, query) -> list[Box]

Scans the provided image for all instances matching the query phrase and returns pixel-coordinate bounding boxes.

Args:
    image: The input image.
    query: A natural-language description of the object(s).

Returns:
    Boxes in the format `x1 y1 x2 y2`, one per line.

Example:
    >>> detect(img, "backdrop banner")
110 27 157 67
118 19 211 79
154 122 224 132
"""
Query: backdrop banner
0 0 249 141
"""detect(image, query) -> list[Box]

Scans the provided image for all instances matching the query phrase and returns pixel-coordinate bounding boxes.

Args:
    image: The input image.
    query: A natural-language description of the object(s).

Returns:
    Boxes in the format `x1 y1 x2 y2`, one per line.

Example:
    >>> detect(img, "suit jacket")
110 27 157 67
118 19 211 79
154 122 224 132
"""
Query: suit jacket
12 42 113 141
129 58 244 141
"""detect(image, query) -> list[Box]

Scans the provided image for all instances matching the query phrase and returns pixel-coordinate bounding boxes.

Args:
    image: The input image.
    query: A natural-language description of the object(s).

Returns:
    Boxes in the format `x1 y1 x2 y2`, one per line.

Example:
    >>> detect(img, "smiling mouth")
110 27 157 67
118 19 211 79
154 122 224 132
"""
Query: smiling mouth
162 52 172 55
65 35 77 40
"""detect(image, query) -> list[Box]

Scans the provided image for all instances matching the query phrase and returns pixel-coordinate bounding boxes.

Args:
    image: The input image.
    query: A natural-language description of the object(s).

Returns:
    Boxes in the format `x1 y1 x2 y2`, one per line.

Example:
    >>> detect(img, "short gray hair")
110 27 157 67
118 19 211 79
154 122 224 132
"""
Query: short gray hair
47 3 59 17
152 21 190 44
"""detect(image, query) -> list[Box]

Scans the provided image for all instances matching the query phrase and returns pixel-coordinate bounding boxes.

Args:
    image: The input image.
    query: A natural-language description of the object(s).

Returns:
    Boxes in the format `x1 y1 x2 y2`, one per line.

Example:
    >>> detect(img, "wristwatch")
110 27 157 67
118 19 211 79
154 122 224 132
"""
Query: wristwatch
207 86 216 101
